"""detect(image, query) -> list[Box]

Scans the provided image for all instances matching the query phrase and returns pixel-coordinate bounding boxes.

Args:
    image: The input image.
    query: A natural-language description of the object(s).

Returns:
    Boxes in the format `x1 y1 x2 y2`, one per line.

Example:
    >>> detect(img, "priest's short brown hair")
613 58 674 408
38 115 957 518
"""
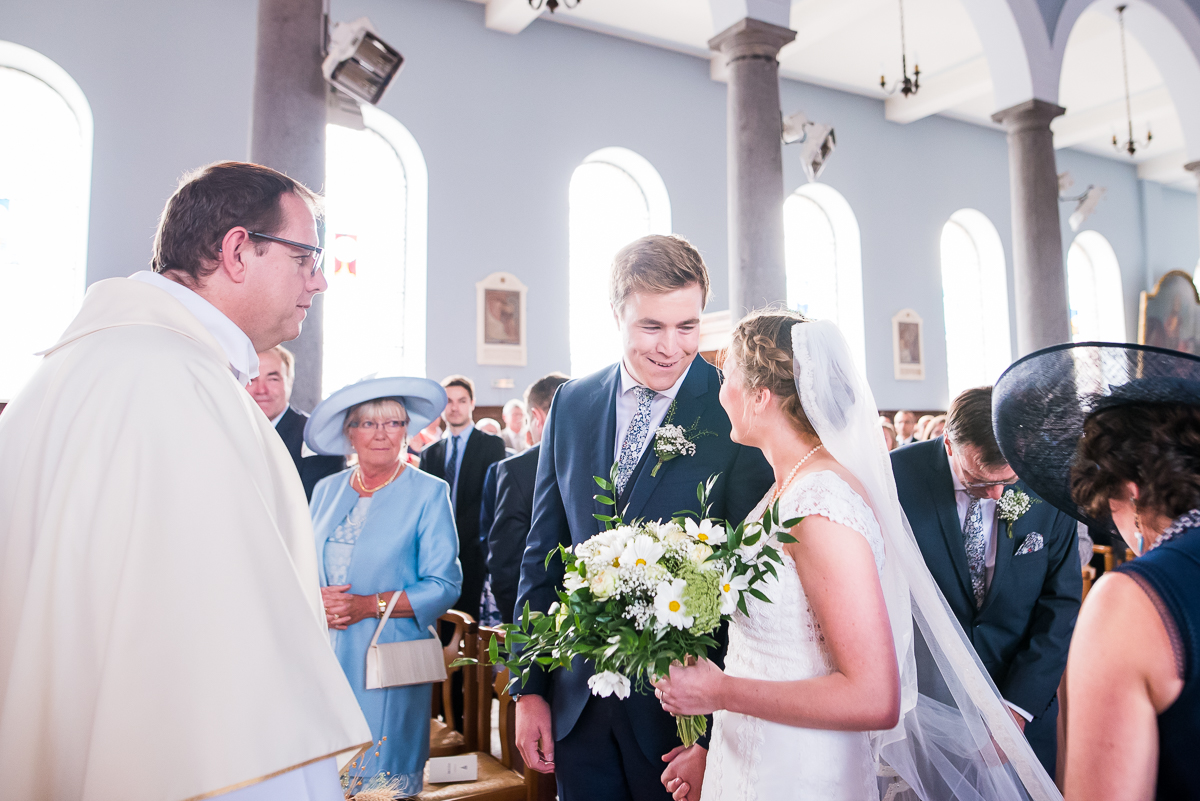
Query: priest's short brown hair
151 161 321 287
609 234 711 315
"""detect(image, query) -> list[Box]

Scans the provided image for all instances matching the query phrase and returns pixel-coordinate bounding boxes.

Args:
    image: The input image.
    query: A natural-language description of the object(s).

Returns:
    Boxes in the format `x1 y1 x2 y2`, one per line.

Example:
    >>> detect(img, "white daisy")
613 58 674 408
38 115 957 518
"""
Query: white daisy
718 568 751 615
621 534 666 570
654 579 694 630
587 671 631 699
685 518 727 546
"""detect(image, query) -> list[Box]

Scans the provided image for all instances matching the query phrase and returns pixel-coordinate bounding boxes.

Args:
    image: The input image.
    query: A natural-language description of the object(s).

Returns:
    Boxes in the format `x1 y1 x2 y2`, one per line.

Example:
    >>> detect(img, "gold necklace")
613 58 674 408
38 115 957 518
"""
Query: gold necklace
771 444 825 503
355 460 404 494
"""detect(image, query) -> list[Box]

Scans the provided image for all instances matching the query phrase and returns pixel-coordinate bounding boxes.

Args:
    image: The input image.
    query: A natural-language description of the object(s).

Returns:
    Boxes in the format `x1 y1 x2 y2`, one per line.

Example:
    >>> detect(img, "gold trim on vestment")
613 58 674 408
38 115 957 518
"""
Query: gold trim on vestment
183 741 373 801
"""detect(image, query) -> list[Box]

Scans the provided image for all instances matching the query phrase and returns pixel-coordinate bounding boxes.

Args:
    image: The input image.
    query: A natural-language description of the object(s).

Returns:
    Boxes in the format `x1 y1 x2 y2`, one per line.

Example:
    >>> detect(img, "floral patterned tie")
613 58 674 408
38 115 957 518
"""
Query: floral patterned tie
616 386 656 494
962 497 987 609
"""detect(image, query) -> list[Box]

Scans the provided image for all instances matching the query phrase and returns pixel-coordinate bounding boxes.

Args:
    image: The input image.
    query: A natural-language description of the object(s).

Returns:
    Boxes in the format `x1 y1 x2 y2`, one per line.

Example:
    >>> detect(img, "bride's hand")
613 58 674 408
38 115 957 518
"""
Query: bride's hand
653 658 725 716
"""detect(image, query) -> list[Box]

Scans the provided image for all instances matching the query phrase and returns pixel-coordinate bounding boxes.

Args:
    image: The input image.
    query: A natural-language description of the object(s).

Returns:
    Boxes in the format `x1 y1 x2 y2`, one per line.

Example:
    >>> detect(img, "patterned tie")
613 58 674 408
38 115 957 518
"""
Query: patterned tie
616 386 656 494
445 435 460 501
962 497 987 609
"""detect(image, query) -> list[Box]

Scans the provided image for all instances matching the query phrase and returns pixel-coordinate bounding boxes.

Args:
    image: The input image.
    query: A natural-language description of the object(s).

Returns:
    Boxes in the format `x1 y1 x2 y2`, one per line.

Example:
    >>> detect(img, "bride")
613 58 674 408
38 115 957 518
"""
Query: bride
653 311 1061 801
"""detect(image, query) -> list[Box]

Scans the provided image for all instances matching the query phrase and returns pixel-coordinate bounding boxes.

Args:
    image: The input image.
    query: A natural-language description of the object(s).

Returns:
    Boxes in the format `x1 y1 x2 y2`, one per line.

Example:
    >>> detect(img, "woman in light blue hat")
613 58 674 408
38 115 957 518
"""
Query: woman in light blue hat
306 377 462 794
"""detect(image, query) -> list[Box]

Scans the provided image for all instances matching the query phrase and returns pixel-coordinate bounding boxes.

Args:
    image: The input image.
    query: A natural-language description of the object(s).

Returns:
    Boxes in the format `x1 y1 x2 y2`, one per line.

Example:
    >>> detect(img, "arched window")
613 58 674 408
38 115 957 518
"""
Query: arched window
1067 231 1126 342
940 209 1012 399
783 183 865 369
0 42 91 401
322 105 427 397
568 147 671 378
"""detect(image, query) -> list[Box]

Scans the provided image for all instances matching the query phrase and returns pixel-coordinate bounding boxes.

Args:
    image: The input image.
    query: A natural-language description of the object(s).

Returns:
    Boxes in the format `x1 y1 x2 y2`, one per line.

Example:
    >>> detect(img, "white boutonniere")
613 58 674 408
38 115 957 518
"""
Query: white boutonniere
997 488 1040 538
651 424 697 477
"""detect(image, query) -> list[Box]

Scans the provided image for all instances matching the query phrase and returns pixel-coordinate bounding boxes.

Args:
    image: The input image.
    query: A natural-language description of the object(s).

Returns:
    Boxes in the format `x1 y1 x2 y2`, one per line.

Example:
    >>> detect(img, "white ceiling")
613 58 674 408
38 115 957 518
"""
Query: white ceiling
473 0 1195 190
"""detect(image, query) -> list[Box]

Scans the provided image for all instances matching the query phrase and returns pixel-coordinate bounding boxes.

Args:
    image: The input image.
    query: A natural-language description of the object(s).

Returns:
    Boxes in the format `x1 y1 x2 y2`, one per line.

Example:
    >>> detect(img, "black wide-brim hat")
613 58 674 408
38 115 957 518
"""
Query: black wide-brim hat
993 342 1200 533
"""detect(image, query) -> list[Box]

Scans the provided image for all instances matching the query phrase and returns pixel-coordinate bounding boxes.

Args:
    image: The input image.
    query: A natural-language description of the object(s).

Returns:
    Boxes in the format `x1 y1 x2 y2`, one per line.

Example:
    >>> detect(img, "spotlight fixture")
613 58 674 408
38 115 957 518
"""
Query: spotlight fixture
880 0 919 98
527 0 580 11
1059 177 1107 232
1112 5 1151 158
322 17 403 106
783 111 837 182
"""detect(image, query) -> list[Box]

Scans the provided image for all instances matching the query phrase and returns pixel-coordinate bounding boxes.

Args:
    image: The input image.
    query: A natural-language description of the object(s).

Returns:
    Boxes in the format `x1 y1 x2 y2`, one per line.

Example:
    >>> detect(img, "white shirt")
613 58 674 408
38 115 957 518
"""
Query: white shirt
613 359 692 465
948 455 1033 723
130 271 259 385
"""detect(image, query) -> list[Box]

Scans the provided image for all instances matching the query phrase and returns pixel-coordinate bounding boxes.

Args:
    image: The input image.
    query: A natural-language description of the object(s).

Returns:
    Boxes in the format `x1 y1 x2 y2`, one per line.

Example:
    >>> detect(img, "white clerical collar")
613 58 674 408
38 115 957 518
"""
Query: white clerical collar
619 358 691 400
129 271 259 385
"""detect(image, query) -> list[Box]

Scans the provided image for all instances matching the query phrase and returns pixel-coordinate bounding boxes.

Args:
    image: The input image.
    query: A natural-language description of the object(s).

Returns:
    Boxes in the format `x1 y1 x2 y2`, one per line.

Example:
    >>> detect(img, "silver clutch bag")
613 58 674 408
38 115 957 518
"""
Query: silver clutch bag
364 592 448 689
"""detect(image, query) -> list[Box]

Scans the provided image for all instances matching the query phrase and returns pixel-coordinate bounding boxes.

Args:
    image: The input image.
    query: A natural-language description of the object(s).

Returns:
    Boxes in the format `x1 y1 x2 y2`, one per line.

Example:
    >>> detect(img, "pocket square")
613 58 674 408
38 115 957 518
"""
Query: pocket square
1015 532 1044 556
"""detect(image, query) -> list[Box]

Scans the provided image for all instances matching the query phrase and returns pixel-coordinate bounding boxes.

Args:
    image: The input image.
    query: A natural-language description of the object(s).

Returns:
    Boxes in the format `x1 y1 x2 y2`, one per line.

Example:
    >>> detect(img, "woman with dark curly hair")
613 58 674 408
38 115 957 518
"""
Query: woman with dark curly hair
993 343 1200 801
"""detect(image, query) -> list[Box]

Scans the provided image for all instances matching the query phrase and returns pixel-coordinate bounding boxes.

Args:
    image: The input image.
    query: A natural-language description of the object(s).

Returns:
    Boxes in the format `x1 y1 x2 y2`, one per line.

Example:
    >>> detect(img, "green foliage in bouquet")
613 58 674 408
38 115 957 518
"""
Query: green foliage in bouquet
466 465 803 748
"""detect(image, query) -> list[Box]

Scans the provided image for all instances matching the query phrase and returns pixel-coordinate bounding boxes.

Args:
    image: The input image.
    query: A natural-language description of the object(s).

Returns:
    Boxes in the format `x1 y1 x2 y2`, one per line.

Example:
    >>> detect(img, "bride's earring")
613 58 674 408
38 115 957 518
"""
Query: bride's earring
1134 510 1144 555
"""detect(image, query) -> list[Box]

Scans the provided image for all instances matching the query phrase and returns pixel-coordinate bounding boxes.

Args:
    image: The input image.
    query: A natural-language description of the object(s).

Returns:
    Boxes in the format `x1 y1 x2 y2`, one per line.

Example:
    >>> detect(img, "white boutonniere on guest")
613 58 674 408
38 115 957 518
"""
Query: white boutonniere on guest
997 488 1040 538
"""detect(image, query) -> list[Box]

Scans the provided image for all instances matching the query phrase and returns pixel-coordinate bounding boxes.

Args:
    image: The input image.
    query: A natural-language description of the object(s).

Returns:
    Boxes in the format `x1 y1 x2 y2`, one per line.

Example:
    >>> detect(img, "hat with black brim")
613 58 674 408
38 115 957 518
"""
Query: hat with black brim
304 376 447 456
992 341 1200 534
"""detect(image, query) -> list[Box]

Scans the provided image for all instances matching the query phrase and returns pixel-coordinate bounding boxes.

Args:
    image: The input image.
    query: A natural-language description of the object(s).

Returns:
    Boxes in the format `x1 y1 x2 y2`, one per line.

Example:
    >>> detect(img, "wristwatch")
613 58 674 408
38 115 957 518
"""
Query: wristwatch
376 593 387 618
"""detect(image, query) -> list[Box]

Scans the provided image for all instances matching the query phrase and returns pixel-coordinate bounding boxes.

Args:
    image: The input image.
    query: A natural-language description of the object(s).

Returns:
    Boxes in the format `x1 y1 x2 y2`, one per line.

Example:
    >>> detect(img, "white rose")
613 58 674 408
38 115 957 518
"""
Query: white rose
589 569 618 600
690 542 714 565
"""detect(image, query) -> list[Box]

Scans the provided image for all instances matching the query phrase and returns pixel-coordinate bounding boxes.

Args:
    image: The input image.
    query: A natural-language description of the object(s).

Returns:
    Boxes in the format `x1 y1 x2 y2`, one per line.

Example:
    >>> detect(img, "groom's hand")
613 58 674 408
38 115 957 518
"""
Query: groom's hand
661 744 706 801
515 694 555 773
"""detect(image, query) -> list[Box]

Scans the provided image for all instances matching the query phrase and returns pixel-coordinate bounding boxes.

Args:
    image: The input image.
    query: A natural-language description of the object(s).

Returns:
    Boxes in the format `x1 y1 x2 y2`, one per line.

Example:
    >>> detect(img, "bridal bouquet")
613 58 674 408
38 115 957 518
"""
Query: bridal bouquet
487 469 801 747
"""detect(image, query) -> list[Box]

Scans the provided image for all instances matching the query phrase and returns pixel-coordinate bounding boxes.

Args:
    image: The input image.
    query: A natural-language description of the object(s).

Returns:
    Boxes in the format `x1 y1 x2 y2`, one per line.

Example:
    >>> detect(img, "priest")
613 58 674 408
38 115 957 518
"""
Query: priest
0 162 372 800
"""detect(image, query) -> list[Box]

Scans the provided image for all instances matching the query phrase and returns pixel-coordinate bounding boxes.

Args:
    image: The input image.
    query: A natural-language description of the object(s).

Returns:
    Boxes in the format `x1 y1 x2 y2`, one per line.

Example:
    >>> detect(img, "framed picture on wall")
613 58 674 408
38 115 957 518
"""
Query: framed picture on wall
476 272 528 366
1139 270 1200 354
892 308 925 381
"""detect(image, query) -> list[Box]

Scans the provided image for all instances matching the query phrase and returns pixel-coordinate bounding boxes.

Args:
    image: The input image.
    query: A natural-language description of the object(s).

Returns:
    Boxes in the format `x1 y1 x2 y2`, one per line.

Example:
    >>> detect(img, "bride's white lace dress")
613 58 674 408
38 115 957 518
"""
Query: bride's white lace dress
702 469 886 801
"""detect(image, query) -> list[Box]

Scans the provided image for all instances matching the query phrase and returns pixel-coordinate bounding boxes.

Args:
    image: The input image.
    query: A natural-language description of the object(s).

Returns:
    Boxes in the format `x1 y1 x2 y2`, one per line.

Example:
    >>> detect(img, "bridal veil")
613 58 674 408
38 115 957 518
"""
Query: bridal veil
791 320 1061 801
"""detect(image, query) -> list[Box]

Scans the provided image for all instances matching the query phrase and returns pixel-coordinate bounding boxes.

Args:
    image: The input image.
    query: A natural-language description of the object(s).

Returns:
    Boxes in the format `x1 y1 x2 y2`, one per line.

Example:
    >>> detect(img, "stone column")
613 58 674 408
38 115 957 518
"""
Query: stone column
250 0 327 411
1186 161 1200 273
992 99 1070 357
709 18 795 317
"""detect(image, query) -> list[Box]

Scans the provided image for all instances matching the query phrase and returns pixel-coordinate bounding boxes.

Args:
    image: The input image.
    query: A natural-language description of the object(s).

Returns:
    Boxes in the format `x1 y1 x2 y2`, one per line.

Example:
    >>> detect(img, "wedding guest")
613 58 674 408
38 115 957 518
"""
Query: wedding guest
914 414 935 441
894 410 918 445
991 343 1200 800
502 399 528 452
419 376 507 619
489 372 570 623
478 461 502 626
880 417 898 451
927 414 947 440
891 386 1082 774
306 377 462 794
247 344 343 499
477 417 503 437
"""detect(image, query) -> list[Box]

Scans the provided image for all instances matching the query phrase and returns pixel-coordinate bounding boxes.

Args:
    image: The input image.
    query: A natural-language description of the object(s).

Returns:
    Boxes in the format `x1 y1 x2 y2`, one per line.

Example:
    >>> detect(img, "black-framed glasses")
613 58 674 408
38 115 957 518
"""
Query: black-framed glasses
247 231 325 277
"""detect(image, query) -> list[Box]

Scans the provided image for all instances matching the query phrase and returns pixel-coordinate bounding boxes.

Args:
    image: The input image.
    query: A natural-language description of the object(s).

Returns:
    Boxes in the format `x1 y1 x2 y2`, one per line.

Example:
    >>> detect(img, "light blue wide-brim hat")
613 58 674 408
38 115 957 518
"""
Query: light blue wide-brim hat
304 376 448 456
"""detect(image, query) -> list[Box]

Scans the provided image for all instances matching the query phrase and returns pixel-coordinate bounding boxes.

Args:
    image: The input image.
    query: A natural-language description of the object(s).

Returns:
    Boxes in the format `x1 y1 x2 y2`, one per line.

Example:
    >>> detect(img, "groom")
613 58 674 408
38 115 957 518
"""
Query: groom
514 235 773 801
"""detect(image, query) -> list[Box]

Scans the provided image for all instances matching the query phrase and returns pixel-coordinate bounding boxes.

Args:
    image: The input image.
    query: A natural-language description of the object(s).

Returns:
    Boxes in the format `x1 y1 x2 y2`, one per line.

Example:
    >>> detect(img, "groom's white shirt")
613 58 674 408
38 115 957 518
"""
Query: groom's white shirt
950 462 1034 724
614 358 692 464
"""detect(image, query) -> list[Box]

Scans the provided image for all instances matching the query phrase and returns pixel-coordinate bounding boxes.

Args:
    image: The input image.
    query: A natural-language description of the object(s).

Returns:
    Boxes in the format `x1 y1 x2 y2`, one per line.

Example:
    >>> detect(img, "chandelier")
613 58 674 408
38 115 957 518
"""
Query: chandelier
880 0 919 97
1113 5 1152 158
527 0 579 10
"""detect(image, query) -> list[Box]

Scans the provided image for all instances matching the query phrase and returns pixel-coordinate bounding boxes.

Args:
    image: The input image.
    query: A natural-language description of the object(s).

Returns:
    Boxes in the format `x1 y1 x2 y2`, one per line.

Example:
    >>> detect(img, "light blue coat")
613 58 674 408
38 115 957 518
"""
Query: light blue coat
311 466 462 783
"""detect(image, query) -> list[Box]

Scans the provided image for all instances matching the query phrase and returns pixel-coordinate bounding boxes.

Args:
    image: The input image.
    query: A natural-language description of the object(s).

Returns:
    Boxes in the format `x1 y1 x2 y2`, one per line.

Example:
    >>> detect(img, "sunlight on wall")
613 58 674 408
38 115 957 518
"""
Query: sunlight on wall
1068 230 1126 343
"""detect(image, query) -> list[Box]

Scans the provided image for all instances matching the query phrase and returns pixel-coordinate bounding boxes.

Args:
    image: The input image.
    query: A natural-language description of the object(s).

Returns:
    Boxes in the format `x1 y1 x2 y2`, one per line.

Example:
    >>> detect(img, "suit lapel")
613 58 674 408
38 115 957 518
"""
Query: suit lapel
929 440 976 604
589 366 621 523
622 361 710 522
423 440 446 479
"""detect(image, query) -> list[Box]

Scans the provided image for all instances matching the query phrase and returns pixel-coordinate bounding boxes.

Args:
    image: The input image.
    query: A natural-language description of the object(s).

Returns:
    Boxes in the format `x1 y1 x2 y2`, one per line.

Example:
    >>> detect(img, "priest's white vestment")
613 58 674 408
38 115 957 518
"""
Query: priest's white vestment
0 278 372 800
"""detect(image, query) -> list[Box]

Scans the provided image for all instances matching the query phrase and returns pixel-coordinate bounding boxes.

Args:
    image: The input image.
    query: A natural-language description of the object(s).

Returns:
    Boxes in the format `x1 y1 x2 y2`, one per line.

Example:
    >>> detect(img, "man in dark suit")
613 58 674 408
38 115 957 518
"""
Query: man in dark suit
891 386 1082 775
515 235 773 801
489 372 570 625
247 345 342 499
419 374 507 619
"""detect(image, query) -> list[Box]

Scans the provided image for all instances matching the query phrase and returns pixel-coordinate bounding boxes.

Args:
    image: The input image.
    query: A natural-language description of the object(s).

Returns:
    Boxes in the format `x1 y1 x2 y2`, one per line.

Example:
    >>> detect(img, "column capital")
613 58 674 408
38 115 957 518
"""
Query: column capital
991 98 1066 133
708 17 796 62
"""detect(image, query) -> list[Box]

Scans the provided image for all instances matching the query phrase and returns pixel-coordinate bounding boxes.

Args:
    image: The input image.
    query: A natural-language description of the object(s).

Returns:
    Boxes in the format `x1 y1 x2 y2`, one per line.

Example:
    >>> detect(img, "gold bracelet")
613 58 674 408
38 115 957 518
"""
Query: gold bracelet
376 593 386 618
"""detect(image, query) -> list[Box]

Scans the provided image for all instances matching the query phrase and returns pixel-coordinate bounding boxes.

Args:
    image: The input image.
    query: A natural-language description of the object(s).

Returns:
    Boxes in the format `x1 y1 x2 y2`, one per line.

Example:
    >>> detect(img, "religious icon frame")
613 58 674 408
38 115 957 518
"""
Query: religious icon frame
892 308 925 381
476 271 528 366
1138 270 1200 353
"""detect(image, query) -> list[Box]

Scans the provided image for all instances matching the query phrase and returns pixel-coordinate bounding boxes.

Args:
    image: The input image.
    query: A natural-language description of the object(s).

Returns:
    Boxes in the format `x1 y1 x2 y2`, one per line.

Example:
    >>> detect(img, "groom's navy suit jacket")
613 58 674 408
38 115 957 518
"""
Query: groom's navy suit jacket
516 358 773 760
891 438 1081 722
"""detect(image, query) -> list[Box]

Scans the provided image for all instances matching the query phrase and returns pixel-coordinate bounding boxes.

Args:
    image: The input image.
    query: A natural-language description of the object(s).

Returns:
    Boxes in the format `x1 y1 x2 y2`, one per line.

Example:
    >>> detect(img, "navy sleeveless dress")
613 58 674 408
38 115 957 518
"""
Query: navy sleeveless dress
1116 509 1200 800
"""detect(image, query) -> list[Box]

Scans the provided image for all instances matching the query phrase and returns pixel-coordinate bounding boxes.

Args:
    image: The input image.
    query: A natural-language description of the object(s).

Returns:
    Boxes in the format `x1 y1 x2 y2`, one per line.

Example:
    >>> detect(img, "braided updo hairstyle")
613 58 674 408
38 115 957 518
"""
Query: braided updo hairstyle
726 309 817 438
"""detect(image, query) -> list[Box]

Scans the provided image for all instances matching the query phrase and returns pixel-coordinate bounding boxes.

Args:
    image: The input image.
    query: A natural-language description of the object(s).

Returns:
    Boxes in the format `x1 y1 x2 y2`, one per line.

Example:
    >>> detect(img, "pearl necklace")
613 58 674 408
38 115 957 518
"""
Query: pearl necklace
771 444 825 503
355 460 404 494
